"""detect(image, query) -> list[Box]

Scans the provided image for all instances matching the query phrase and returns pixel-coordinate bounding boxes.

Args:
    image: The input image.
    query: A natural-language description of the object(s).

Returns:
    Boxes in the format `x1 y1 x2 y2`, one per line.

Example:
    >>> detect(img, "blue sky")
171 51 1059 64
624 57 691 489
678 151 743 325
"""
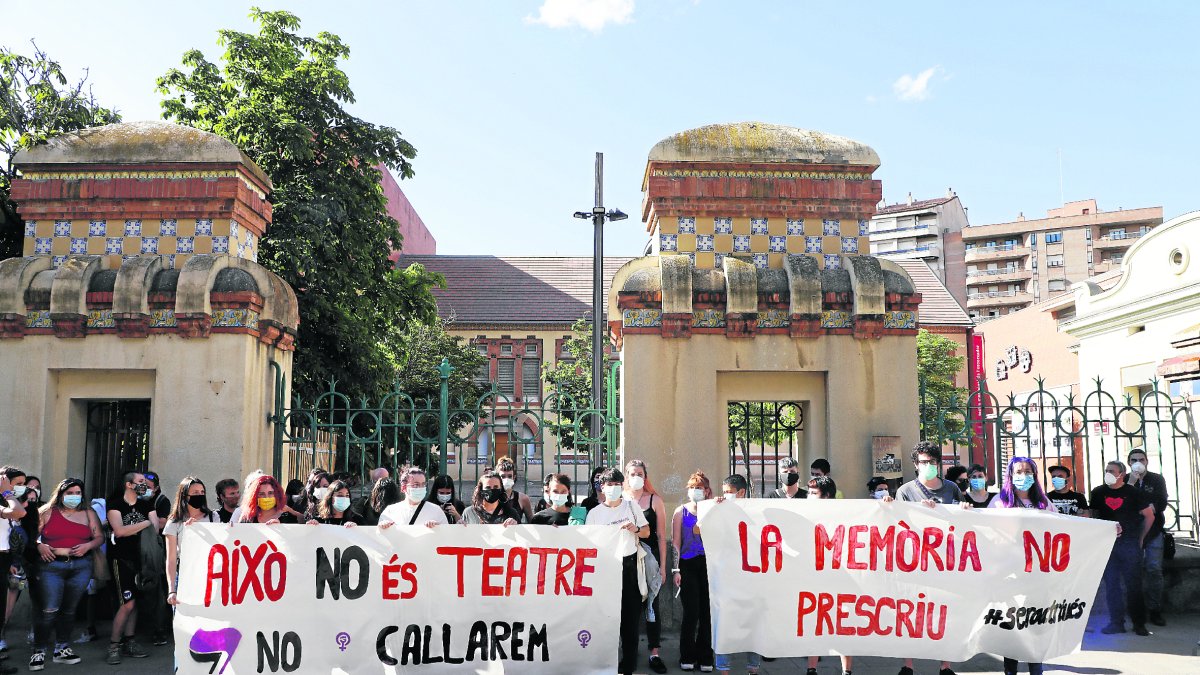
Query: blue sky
4 1 1198 257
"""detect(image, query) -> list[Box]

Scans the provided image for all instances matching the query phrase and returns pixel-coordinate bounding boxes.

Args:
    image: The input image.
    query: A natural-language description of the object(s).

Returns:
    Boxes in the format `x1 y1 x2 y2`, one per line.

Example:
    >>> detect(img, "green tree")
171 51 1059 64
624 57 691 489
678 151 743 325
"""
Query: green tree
917 328 969 439
1 43 120 259
541 317 618 449
156 8 441 402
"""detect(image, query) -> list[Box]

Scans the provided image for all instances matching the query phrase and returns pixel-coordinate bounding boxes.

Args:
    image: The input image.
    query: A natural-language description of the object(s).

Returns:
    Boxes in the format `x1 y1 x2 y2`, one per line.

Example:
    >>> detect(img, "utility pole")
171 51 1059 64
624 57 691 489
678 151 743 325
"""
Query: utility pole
574 153 626 464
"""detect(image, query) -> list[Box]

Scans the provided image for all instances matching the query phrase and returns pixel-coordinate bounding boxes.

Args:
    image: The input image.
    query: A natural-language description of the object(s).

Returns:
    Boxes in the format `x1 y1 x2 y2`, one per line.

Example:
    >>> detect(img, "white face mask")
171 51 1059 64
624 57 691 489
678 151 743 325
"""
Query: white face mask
12 486 26 498
407 486 427 502
723 491 738 501
549 493 569 507
602 485 623 502
436 493 452 504
1131 461 1146 474
628 476 645 491
687 488 705 503
502 478 515 491
313 487 329 501
873 489 889 500
1104 473 1119 487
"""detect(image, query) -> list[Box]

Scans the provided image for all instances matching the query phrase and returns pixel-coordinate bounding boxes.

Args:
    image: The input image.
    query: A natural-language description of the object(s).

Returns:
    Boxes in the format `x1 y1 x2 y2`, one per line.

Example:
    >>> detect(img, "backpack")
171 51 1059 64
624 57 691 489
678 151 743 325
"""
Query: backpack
136 525 165 590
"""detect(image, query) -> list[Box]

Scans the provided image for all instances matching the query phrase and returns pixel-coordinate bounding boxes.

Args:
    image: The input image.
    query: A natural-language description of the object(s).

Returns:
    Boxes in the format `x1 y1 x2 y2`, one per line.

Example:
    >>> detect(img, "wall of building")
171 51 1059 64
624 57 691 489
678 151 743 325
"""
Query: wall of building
380 168 436 256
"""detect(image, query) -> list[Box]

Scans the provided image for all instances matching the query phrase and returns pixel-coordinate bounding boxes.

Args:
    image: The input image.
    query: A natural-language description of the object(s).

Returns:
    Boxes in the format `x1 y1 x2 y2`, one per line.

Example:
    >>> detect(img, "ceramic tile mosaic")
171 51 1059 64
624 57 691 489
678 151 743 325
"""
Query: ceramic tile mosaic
757 308 790 328
230 220 239 239
622 308 662 328
124 220 142 237
786 219 804 236
165 255 177 269
733 235 751 252
677 217 696 234
714 253 726 267
33 238 52 255
69 238 87 254
176 236 195 253
684 252 696 265
196 219 213 236
159 219 178 236
25 310 52 328
822 219 840 236
24 221 36 237
150 309 177 328
768 235 786 253
660 233 678 252
212 236 230 254
805 236 822 253
140 237 159 254
104 238 123 255
841 237 859 254
697 235 714 252
53 221 71 237
821 310 852 329
750 218 769 235
212 308 260 329
51 255 66 268
692 309 725 328
752 253 768 269
86 309 115 329
715 217 733 234
88 220 107 237
858 219 870 237
884 311 917 329
824 254 842 269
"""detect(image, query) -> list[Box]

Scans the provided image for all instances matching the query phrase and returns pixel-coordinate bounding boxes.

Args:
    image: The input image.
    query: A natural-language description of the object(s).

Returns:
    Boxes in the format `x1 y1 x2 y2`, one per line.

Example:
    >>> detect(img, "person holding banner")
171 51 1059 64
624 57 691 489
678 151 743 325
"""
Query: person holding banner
1089 460 1154 636
625 459 669 674
962 464 994 508
713 474 763 675
379 467 448 529
671 471 714 673
461 472 523 525
586 468 649 675
804 475 854 675
767 457 806 499
494 457 535 523
238 474 297 525
428 474 467 524
882 441 962 675
165 477 219 606
350 477 402 526
530 473 577 526
1046 466 1088 517
305 479 358 527
986 456 1057 675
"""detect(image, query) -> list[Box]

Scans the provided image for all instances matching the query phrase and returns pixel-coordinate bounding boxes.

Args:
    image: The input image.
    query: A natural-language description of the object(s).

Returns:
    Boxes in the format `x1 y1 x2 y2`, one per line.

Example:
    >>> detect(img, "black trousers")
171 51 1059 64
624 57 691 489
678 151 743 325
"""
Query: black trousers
679 555 713 667
619 554 641 675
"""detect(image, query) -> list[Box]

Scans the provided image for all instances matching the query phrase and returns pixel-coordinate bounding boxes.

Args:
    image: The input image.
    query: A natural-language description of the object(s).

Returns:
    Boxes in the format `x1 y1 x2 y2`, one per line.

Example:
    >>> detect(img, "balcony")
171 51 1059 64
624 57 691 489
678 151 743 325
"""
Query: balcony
874 244 941 260
964 243 1030 262
1093 231 1146 250
869 222 936 240
966 290 1034 309
1091 260 1122 275
965 268 1032 286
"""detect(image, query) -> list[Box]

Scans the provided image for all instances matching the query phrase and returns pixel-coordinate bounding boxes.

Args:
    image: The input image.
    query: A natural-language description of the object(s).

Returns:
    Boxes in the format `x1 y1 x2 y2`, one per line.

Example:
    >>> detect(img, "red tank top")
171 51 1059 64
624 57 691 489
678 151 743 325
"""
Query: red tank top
41 508 92 549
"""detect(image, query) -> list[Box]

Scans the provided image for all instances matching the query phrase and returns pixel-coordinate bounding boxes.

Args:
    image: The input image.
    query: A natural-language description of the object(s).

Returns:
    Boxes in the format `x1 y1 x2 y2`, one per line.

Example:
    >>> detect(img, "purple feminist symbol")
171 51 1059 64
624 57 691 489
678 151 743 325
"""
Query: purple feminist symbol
335 632 351 652
577 630 591 648
188 627 242 674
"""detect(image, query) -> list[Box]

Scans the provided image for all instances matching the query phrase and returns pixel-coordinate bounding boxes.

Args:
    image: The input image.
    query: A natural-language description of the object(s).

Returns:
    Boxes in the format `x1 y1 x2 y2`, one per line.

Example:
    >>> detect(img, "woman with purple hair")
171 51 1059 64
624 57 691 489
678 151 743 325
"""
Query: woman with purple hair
989 456 1055 675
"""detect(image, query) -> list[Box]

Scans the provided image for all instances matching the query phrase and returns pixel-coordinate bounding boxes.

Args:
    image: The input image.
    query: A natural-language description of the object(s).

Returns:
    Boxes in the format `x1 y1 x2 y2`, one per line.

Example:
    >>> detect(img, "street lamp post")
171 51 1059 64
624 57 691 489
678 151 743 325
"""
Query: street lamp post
574 152 626 464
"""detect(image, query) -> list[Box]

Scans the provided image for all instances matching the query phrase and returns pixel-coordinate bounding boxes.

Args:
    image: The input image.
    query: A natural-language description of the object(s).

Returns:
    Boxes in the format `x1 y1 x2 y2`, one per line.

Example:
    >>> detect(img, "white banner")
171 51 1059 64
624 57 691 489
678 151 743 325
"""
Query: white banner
174 523 624 674
699 499 1114 662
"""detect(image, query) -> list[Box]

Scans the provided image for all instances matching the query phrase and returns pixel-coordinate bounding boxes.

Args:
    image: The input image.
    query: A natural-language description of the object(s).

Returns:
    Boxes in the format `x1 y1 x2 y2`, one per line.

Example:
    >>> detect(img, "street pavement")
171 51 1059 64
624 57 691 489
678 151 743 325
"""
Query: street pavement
3 610 1196 673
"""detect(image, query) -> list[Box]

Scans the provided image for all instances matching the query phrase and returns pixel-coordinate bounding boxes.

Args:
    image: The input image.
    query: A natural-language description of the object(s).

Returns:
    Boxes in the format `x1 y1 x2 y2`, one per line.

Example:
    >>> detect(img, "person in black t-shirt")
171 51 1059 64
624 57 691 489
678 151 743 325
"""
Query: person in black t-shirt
1046 465 1089 516
530 473 576 526
1089 460 1154 636
766 457 806 499
105 471 159 663
426 474 466 524
213 478 240 524
1126 448 1169 626
580 467 605 512
461 472 523 525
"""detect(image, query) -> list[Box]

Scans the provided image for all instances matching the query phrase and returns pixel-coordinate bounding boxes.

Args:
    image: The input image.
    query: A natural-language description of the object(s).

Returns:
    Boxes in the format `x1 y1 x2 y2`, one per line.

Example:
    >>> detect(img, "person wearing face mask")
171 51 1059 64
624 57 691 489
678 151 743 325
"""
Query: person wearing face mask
809 459 845 499
805 476 854 675
530 474 576 526
944 465 968 494
623 459 668 673
1090 460 1154 636
143 472 171 529
581 466 606 512
867 476 891 500
767 457 806 499
1045 466 1088 517
961 464 994 508
0 469 26 673
712 474 762 675
104 471 160 664
305 480 359 527
164 477 218 603
237 475 297 525
493 457 534 523
987 457 1054 675
1125 448 1169 627
294 469 331 517
461 473 523 525
378 467 448 529
426 474 466 524
670 471 713 673
585 468 650 675
15 475 43 650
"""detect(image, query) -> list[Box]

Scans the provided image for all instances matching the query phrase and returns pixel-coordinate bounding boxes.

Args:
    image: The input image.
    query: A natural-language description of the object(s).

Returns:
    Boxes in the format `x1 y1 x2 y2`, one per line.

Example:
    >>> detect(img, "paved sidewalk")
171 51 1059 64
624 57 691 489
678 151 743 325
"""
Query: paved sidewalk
2 611 1196 673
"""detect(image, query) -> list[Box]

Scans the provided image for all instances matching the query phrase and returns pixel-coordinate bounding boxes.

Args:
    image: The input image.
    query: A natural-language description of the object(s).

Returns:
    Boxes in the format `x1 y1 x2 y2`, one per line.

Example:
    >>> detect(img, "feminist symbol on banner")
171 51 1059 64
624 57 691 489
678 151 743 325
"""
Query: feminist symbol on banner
188 627 242 674
335 632 351 652
577 630 591 648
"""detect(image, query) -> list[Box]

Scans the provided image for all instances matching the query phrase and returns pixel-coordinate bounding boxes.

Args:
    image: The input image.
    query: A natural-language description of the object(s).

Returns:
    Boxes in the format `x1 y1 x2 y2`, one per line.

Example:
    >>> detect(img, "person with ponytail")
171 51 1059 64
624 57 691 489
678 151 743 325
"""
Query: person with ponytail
671 471 713 672
493 457 534 522
624 458 668 673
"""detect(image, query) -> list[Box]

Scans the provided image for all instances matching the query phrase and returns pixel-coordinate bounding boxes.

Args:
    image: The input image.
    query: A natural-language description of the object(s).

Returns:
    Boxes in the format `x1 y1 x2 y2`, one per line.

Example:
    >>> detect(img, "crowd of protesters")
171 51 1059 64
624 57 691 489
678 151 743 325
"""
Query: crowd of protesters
0 440 1172 674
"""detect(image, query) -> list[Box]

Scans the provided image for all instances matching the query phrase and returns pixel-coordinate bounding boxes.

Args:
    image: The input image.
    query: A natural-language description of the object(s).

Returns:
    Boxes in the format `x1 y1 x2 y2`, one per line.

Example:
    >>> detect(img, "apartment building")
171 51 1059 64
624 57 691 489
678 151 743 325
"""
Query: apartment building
962 199 1162 323
869 190 969 307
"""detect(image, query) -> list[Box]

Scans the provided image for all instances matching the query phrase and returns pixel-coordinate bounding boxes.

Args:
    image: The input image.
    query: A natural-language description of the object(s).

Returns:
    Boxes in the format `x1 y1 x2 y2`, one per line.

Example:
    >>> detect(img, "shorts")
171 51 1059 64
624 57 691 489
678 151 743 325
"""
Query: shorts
111 558 139 605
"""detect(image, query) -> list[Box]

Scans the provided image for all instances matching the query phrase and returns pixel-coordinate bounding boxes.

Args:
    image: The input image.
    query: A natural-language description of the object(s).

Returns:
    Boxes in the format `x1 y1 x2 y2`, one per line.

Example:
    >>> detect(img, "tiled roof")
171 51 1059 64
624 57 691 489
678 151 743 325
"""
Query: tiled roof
404 255 973 329
399 255 635 326
874 196 955 216
893 259 974 327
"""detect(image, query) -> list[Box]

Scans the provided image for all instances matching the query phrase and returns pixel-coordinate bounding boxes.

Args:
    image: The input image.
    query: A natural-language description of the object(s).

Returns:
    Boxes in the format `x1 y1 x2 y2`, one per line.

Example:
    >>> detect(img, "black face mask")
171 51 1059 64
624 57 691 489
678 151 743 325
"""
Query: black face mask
956 479 969 492
783 472 800 486
187 495 207 509
482 488 503 504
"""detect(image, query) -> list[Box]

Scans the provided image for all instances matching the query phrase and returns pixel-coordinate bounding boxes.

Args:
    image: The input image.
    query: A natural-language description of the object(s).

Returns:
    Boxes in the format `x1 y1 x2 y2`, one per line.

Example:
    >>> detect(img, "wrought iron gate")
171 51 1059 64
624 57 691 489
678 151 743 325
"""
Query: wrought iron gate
727 401 804 497
84 400 152 499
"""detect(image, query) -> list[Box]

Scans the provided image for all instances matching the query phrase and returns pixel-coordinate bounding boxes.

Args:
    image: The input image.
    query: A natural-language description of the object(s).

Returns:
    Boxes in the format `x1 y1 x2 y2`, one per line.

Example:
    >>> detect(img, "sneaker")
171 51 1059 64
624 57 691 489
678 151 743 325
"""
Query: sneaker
52 646 81 665
75 628 97 644
807 669 818 675
1101 623 1126 634
105 644 121 666
940 668 956 675
121 639 149 659
649 654 668 674
152 632 170 646
1149 611 1166 626
898 668 914 675
679 665 694 672
699 667 714 673
0 640 8 659
1133 624 1150 636
28 651 45 672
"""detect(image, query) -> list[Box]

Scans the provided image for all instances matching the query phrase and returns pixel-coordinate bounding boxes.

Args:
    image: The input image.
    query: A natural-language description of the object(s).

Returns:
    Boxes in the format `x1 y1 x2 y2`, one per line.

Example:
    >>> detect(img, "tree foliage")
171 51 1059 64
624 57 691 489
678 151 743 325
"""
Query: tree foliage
917 328 969 438
0 42 120 259
541 317 618 448
156 8 442 402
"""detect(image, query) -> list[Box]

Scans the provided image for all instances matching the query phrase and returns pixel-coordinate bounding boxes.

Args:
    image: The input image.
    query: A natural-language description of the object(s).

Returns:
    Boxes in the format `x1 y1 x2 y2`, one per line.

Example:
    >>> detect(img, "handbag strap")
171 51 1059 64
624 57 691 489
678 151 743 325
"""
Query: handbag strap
408 501 425 526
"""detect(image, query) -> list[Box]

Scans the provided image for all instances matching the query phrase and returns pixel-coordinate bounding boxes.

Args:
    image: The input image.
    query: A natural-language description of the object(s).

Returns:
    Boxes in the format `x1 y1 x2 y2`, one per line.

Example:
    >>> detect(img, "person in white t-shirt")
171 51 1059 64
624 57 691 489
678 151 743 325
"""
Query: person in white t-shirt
585 467 649 675
378 467 447 529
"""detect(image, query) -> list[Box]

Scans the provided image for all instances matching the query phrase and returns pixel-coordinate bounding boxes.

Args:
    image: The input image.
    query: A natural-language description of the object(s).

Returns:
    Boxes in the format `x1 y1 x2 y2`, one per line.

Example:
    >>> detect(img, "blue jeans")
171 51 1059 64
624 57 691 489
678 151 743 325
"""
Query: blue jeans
715 652 761 672
1103 538 1145 627
1142 533 1164 612
36 557 92 650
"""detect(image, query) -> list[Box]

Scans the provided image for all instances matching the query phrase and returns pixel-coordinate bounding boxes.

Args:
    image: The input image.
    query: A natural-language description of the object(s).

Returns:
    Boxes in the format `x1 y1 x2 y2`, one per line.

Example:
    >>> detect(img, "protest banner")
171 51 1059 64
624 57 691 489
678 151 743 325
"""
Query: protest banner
174 523 624 674
699 499 1114 662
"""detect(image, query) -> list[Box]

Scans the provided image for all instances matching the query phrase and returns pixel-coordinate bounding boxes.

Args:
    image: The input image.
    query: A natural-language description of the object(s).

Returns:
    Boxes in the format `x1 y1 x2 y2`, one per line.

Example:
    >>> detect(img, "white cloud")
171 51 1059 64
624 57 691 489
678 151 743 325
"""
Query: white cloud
892 66 941 102
525 0 635 32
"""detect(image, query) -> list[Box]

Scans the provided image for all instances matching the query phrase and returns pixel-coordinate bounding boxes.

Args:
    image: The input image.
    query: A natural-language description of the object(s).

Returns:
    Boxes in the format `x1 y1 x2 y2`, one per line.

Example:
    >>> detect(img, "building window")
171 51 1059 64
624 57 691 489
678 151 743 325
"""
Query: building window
500 344 513 356
1087 251 1093 264
965 243 975 250
1085 228 1092 240
1048 280 1067 292
1045 231 1063 244
497 359 516 398
521 357 541 402
1047 254 1064 267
